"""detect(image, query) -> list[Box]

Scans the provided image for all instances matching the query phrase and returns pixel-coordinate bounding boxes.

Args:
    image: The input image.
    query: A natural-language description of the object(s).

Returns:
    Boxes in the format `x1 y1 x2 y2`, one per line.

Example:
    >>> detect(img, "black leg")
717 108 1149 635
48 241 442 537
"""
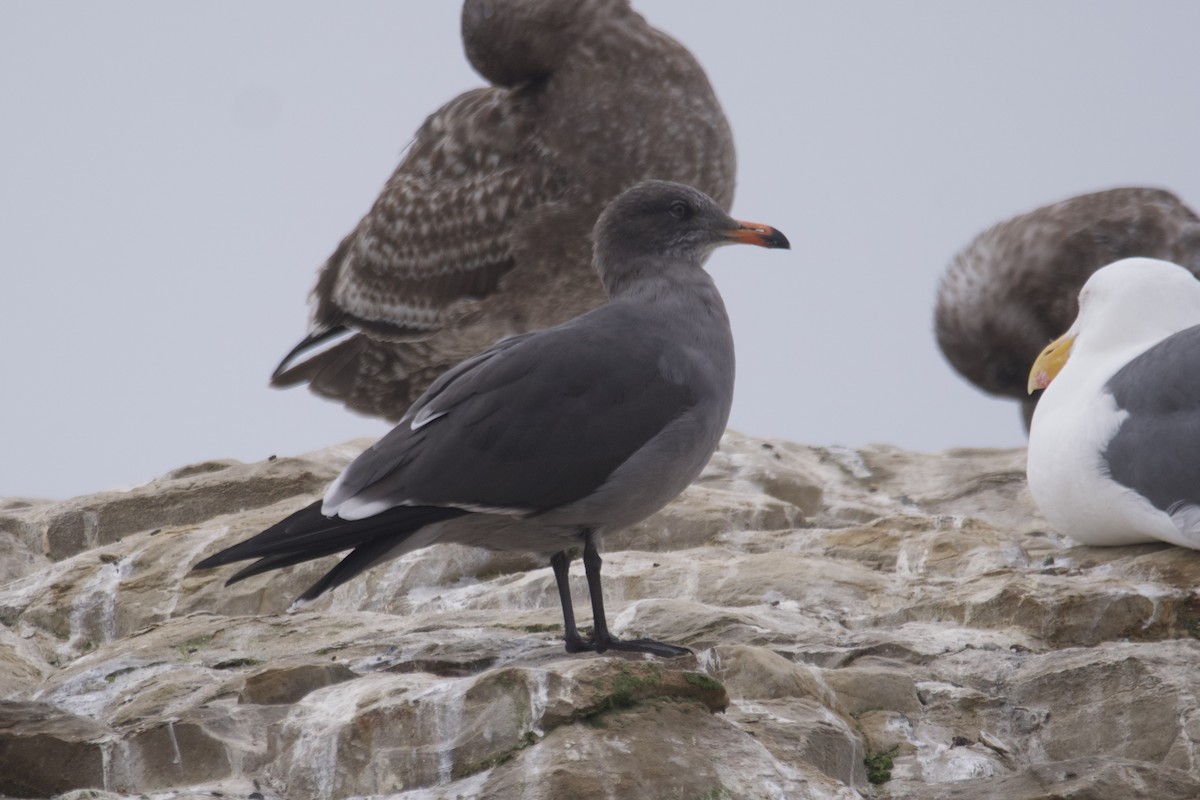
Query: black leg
580 534 691 659
581 535 610 648
550 550 590 653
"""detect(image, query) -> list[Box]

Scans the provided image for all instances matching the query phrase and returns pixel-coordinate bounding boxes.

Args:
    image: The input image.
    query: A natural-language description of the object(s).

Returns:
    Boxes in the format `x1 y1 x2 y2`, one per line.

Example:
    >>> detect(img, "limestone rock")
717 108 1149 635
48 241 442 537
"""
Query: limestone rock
0 700 113 797
2 431 1200 798
3 443 365 563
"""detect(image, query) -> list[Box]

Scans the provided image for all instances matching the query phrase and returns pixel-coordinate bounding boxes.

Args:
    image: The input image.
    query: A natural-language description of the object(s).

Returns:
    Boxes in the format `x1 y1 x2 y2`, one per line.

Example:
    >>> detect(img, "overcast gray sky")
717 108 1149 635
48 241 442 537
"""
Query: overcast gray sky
4 2 1200 499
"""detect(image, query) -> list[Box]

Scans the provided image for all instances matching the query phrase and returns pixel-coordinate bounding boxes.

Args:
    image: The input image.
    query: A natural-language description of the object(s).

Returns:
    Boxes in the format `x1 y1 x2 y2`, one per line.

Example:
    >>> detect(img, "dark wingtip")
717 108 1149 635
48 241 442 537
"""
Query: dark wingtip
270 326 350 387
192 553 224 571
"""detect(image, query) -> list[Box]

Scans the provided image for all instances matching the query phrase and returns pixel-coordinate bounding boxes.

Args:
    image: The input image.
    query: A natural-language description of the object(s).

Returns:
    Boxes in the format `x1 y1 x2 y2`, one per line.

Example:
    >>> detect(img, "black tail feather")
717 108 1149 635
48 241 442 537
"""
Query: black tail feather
225 550 332 586
297 536 414 601
194 501 468 599
268 326 429 421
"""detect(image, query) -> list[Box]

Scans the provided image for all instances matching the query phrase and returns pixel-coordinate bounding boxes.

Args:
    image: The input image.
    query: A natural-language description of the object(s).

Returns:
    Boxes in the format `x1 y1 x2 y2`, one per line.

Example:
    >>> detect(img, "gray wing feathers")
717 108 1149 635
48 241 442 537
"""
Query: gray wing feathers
326 307 701 517
1103 325 1200 513
324 333 537 509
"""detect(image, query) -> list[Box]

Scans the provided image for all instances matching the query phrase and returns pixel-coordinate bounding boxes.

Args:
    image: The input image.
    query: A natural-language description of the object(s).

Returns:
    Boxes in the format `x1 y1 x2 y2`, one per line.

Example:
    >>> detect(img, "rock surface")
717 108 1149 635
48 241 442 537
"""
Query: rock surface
2 431 1200 799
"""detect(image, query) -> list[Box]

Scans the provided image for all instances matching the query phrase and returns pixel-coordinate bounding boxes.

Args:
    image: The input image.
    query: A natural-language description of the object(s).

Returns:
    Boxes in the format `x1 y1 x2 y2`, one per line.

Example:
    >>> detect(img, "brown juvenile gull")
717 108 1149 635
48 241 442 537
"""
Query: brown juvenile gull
271 0 737 420
1026 258 1200 549
934 187 1200 429
197 181 789 658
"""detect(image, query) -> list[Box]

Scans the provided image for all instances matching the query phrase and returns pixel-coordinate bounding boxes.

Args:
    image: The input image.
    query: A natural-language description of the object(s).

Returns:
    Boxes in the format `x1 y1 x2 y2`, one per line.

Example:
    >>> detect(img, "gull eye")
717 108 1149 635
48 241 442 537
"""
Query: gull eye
668 200 690 220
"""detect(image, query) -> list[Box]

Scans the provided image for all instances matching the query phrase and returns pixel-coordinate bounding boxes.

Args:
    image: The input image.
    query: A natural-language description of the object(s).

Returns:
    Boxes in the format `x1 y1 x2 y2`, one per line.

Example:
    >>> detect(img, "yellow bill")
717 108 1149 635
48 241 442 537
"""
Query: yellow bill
1027 331 1077 393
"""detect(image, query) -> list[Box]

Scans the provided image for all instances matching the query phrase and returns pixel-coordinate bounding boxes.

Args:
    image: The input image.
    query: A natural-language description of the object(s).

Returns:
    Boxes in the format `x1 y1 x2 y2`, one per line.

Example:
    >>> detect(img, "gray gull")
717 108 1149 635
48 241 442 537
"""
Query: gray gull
198 181 789 657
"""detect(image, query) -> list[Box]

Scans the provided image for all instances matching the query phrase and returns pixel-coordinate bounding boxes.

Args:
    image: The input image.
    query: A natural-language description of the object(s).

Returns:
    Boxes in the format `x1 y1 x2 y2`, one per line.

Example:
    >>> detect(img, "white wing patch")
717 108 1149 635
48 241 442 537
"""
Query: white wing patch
410 407 449 430
331 495 401 521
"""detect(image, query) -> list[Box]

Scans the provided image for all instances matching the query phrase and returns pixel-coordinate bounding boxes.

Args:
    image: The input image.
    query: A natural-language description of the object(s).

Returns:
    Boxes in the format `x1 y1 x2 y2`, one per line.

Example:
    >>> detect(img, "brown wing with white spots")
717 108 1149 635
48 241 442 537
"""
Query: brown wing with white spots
311 89 562 338
272 3 738 421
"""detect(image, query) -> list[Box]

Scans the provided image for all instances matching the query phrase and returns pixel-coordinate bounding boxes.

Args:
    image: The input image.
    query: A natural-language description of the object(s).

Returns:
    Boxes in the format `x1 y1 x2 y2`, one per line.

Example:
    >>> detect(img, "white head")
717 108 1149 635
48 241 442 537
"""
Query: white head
1074 258 1200 353
1029 257 1200 392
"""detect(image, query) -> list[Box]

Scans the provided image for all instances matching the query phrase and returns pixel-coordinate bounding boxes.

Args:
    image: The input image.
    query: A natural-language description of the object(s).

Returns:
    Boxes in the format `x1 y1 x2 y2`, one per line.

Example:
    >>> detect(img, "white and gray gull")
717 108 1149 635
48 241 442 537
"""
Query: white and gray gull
1026 258 1200 550
271 0 737 421
935 187 1200 430
197 181 789 657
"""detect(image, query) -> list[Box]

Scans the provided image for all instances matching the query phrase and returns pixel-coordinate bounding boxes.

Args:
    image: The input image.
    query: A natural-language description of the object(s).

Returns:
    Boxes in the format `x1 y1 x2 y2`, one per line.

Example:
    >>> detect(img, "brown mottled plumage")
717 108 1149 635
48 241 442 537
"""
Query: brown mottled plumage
273 0 737 419
935 187 1200 430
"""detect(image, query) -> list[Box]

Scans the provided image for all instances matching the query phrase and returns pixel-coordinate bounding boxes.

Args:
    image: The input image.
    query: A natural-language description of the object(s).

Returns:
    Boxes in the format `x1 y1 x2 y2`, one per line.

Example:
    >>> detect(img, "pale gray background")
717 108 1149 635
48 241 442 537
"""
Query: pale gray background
4 1 1200 499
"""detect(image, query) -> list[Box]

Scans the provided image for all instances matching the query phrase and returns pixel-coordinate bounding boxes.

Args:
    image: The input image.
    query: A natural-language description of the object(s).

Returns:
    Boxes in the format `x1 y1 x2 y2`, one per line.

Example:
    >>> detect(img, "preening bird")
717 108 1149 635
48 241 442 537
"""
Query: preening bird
198 181 789 657
936 187 1200 429
1026 257 1200 549
272 0 737 420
